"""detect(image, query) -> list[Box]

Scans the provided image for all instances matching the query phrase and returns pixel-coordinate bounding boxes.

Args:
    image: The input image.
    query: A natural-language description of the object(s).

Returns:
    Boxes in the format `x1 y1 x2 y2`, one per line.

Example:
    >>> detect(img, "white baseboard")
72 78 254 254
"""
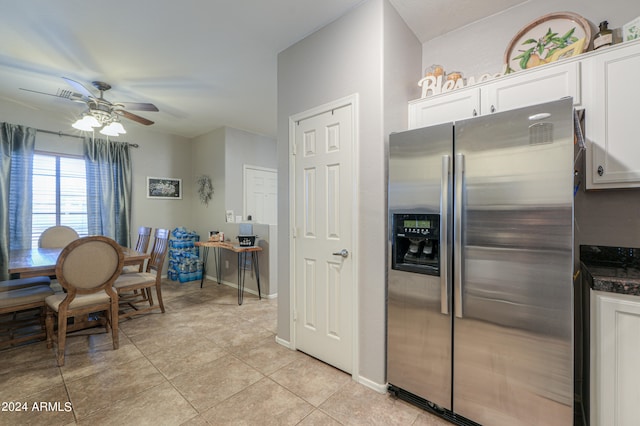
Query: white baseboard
275 335 293 349
355 376 388 394
203 274 276 298
273 336 386 394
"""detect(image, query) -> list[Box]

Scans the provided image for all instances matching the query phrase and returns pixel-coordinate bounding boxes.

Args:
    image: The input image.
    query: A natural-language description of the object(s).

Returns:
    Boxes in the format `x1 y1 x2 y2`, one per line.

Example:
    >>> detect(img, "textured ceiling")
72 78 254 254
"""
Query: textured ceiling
0 0 524 139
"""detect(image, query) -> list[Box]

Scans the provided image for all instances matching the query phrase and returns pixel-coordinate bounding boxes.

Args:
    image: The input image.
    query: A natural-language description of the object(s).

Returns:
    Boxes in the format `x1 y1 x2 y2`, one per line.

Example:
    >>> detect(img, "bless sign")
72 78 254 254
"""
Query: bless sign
419 65 508 98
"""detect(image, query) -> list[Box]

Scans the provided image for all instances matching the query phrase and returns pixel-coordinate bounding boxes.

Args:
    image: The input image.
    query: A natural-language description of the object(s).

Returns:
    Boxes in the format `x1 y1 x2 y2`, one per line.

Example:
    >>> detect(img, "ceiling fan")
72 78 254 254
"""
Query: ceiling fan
20 77 159 134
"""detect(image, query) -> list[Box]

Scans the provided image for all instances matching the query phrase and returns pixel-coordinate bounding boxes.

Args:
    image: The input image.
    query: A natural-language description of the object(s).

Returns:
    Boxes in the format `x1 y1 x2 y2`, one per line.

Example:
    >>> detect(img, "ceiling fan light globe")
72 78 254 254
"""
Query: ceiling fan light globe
84 115 101 127
72 118 93 131
100 123 120 136
110 121 126 134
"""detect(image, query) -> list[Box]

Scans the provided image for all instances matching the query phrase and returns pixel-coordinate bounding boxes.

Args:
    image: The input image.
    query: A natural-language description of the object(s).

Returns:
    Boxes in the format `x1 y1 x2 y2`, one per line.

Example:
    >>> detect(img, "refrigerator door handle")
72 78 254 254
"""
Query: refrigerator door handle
440 154 450 315
454 153 464 318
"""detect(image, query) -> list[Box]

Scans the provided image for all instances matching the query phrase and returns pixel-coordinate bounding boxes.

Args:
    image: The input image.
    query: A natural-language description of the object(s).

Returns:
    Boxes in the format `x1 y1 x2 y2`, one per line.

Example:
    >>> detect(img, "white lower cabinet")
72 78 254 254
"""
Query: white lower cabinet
592 291 640 425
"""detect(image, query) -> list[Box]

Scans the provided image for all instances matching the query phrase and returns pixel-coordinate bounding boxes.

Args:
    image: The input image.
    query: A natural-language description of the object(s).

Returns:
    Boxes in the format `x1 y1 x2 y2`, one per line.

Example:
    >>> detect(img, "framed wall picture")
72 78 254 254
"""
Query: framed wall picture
147 177 182 199
623 17 640 42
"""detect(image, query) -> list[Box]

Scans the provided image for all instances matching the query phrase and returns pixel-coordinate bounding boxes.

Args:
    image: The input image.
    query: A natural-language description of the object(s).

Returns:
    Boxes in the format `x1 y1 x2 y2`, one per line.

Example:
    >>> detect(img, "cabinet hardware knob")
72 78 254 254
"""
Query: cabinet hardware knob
472 109 477 116
491 105 496 113
598 165 604 176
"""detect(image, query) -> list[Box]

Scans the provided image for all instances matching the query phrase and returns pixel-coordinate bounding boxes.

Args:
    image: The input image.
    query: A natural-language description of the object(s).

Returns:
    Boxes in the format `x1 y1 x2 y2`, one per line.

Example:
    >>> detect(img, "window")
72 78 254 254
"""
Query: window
32 153 88 247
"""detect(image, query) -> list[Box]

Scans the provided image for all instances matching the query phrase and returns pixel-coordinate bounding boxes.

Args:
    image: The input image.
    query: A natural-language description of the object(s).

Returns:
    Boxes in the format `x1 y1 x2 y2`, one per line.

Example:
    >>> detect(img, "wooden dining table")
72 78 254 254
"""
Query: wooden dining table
8 246 150 278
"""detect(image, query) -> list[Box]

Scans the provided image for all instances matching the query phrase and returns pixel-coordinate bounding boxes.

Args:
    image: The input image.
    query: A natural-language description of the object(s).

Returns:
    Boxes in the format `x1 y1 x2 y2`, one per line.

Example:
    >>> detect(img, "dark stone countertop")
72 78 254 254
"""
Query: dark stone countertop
580 245 640 296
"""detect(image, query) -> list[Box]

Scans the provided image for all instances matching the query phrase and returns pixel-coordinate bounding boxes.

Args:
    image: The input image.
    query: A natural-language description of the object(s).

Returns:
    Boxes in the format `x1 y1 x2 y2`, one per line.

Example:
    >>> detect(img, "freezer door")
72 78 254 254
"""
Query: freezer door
387 123 453 409
453 99 574 425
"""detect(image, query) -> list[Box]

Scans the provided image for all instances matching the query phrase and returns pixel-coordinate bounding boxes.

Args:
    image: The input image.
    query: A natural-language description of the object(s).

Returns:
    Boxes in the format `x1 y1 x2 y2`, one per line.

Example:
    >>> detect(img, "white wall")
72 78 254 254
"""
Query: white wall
191 126 227 234
129 129 195 243
277 0 421 386
190 126 277 234
224 127 277 220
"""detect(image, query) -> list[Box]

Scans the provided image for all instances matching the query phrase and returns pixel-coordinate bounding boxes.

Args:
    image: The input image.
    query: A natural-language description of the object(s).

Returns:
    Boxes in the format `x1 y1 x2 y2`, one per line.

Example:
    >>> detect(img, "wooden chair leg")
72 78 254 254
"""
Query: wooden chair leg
104 307 111 334
146 288 155 306
110 300 119 350
56 311 67 367
156 283 165 313
39 306 47 331
45 308 54 349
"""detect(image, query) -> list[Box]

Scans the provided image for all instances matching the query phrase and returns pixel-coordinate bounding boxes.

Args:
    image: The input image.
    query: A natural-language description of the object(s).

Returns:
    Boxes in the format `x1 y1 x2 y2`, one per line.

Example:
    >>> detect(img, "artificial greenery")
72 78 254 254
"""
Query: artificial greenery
513 27 578 70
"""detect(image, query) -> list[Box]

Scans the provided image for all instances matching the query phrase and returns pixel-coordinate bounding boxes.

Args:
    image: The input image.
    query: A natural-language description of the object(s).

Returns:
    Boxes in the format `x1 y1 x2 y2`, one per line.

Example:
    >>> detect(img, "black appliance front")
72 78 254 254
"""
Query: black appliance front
391 213 440 276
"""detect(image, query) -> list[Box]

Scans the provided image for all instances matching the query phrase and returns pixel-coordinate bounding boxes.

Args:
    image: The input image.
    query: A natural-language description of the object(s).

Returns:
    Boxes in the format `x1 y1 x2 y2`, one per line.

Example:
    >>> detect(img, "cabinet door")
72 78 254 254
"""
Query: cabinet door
481 62 581 114
586 43 640 189
408 87 479 129
594 291 640 426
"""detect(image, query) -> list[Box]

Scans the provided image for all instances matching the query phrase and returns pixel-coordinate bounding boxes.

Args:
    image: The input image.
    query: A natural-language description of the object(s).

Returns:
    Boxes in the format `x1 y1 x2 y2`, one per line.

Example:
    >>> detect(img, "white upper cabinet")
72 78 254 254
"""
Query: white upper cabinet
409 41 640 189
408 86 479 128
409 61 581 129
480 61 581 114
583 41 640 189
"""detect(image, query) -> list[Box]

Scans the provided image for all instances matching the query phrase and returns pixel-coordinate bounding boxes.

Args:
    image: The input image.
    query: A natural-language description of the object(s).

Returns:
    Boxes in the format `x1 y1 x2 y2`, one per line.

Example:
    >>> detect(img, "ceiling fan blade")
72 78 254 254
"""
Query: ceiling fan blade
117 110 154 126
19 87 89 102
62 77 94 98
117 102 159 112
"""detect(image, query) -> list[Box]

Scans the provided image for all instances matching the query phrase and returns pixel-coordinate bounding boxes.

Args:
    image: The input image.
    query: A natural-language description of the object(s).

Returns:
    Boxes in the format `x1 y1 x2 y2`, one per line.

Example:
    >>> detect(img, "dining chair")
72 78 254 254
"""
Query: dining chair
0 276 51 292
0 283 54 347
122 226 152 274
44 236 124 366
38 225 79 248
114 228 170 319
0 276 53 345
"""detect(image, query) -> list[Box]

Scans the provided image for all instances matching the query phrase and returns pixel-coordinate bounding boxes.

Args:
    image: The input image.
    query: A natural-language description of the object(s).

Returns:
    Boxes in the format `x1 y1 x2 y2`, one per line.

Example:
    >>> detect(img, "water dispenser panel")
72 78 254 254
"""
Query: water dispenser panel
392 213 440 276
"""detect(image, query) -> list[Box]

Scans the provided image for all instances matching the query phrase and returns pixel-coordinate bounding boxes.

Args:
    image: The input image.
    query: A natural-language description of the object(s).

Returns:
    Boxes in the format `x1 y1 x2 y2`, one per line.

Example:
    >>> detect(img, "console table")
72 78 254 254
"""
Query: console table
195 241 262 305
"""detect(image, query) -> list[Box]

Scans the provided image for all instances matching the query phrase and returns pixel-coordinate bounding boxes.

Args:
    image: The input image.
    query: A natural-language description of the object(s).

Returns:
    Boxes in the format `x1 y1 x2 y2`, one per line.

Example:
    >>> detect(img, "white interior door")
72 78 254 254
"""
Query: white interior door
244 166 277 225
292 102 354 373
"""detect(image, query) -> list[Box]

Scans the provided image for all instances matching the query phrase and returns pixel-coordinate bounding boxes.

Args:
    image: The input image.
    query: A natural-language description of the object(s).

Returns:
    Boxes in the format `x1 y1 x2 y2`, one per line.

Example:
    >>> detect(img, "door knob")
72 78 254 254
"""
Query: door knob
332 249 349 258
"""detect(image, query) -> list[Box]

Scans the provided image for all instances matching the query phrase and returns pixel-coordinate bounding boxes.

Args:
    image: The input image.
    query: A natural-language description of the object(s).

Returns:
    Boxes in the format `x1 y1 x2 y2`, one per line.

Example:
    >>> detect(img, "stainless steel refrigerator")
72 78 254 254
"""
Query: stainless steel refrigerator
387 98 576 426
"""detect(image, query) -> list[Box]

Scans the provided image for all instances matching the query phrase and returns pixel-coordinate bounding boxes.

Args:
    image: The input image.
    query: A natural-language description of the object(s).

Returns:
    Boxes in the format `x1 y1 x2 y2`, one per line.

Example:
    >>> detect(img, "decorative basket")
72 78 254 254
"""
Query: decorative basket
237 235 257 247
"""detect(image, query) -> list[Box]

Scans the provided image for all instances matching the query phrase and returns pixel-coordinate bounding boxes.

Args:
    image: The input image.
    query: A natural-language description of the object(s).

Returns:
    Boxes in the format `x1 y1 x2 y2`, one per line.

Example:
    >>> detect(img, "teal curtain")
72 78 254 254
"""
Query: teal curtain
84 137 132 247
1 123 35 280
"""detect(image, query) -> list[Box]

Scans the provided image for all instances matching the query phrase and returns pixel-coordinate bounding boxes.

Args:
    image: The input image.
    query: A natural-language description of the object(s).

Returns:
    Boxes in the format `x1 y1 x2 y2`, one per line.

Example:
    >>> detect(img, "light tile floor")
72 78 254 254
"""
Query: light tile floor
0 278 450 425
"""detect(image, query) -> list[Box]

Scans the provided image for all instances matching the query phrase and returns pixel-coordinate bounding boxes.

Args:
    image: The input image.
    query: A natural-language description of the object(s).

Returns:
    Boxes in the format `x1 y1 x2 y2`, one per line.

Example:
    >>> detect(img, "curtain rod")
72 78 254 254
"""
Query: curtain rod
35 128 139 148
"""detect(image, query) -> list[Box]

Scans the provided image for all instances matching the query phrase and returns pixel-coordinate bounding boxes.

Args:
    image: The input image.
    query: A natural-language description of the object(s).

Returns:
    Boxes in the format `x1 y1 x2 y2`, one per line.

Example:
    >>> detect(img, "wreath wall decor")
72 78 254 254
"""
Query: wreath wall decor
196 175 214 206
